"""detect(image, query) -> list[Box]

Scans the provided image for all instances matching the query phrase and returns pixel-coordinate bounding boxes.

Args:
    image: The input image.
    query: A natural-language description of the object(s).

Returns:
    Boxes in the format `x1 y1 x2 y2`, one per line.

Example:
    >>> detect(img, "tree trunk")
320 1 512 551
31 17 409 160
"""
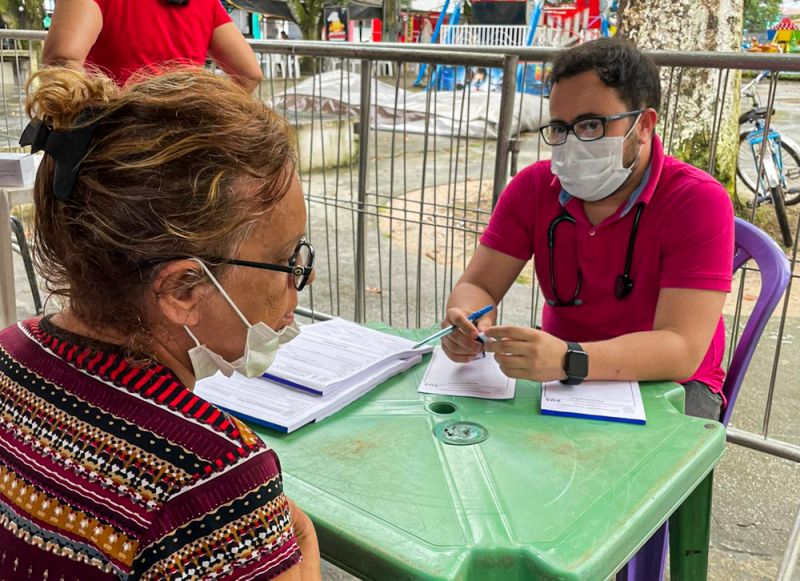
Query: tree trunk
618 0 744 207
0 0 44 30
285 0 322 76
286 0 323 41
298 16 322 41
382 0 401 42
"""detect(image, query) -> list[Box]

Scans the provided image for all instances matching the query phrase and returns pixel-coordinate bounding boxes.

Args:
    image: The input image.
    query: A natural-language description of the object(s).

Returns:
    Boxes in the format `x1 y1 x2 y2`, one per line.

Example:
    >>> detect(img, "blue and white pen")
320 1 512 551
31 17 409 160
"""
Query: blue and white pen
412 304 494 350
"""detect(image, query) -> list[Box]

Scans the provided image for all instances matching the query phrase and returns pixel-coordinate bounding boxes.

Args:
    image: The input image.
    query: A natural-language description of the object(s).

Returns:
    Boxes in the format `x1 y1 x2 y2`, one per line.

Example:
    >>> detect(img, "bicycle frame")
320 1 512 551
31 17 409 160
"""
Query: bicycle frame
745 128 783 192
740 71 792 199
738 70 795 247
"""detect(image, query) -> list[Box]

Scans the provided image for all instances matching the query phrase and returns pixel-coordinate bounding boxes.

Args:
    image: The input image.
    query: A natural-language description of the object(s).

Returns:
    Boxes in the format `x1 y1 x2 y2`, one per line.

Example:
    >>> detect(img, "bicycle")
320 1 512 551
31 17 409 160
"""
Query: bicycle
736 70 800 247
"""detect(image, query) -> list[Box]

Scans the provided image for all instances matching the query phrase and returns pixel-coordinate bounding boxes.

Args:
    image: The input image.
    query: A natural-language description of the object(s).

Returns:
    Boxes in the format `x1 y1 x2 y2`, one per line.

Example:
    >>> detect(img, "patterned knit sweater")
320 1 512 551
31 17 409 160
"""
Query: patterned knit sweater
0 317 301 580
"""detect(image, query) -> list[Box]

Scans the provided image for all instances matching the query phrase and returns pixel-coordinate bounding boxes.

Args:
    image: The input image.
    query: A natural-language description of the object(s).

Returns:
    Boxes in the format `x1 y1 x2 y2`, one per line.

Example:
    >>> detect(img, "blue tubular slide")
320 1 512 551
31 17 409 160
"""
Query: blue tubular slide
413 0 452 87
430 0 462 90
516 0 543 89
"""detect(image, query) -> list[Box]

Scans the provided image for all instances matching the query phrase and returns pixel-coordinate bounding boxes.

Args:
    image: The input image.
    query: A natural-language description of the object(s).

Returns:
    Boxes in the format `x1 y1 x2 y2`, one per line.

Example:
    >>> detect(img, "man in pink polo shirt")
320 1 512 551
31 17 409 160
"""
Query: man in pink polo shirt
441 38 734 420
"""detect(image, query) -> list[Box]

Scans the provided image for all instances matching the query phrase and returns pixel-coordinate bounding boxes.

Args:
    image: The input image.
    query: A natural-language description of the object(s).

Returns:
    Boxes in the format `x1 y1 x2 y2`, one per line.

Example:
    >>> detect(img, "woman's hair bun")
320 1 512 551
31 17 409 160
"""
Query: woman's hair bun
25 67 118 130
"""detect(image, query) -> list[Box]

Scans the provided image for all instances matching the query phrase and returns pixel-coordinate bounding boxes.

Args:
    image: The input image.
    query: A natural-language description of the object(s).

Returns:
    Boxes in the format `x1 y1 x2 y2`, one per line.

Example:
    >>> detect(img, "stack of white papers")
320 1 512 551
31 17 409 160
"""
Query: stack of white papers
540 380 647 424
265 318 430 395
195 318 430 433
418 347 516 400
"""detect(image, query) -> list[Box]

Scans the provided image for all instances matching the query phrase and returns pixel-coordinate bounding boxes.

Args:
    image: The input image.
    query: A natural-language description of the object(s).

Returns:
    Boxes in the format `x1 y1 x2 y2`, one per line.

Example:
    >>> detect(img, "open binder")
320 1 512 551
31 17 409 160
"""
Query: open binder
195 318 431 432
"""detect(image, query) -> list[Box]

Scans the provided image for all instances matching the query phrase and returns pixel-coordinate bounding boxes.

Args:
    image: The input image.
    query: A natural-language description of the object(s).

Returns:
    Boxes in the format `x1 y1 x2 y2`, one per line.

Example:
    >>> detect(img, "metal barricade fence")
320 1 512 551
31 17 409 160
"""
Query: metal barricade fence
372 42 800 454
0 31 798 578
0 30 45 149
247 41 518 329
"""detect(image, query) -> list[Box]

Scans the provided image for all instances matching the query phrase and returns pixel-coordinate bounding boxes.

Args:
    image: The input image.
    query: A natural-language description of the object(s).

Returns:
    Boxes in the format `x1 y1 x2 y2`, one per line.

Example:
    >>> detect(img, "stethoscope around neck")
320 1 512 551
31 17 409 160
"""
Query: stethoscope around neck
546 202 645 307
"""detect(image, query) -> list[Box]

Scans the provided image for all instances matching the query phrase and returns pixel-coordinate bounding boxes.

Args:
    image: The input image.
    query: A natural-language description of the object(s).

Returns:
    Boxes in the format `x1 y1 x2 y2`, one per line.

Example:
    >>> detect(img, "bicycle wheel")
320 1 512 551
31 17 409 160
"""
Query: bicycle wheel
770 185 794 247
737 132 800 206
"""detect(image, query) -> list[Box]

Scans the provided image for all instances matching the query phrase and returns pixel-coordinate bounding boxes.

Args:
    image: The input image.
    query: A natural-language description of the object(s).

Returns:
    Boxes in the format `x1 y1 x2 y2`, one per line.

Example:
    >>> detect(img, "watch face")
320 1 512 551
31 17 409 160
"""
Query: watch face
567 349 589 378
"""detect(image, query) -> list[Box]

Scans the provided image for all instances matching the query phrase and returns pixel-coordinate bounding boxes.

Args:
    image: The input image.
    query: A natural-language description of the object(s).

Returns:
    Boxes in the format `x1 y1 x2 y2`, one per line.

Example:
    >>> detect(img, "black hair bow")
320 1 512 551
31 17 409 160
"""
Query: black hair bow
19 109 99 201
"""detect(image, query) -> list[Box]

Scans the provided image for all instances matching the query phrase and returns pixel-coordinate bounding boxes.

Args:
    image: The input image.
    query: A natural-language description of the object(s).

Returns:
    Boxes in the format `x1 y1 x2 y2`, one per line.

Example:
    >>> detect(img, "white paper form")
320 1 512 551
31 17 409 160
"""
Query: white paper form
266 318 430 394
540 380 646 424
418 347 515 400
196 355 421 433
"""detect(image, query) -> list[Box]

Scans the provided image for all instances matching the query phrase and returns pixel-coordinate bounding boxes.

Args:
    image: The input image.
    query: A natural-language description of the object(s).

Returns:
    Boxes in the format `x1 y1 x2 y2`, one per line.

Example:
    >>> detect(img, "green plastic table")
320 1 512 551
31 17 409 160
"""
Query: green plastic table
251 327 725 581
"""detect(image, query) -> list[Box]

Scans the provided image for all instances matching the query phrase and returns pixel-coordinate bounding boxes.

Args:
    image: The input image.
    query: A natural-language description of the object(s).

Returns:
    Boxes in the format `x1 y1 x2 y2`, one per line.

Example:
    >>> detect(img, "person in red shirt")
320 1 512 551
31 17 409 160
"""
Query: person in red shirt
441 38 734 421
43 0 264 93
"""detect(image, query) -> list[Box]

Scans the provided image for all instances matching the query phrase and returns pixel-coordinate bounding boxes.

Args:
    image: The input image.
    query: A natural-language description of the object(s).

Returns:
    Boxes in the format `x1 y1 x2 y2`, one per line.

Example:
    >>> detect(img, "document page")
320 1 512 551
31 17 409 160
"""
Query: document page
196 355 421 433
196 372 316 430
418 347 515 400
540 380 646 424
266 318 430 393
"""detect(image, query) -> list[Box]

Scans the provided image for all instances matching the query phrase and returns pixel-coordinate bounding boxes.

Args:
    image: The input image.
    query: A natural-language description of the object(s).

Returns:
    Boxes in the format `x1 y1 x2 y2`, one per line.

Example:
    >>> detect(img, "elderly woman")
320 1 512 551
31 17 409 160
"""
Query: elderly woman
0 68 320 580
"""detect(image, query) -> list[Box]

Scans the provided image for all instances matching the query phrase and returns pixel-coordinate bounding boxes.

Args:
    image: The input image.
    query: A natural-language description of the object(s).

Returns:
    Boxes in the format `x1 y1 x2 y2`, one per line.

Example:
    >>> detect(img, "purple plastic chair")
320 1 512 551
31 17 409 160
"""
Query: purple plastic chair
616 218 791 581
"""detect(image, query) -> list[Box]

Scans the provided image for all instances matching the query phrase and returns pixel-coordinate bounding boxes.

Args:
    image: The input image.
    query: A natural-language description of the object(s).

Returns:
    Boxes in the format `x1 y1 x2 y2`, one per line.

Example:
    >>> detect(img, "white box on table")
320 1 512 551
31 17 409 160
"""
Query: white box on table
0 153 42 187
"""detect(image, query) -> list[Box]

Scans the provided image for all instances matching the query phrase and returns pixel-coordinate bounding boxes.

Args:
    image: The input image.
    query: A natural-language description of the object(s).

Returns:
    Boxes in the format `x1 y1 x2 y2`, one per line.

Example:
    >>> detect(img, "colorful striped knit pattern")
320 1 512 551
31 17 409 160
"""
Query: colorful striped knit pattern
0 318 302 580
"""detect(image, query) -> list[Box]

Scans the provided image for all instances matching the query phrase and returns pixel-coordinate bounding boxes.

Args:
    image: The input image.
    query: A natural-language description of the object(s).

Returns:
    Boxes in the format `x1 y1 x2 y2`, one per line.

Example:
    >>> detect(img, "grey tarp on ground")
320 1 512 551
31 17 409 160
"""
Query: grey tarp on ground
271 70 550 138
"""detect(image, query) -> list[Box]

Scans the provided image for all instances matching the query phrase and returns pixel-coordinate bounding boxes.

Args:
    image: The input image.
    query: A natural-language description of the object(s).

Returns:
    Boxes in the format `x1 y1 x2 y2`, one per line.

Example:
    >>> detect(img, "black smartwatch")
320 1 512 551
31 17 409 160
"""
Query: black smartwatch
561 342 588 385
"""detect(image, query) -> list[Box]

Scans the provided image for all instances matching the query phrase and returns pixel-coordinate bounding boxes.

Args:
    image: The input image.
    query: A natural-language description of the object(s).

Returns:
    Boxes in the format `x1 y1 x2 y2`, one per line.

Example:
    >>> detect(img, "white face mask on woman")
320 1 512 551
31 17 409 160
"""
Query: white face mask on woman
551 114 642 202
184 260 300 380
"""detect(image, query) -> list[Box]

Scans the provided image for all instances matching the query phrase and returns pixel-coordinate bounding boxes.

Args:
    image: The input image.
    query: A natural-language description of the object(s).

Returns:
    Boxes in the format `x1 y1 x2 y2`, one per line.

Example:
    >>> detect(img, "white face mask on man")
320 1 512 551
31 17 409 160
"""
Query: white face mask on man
184 260 300 380
551 114 642 202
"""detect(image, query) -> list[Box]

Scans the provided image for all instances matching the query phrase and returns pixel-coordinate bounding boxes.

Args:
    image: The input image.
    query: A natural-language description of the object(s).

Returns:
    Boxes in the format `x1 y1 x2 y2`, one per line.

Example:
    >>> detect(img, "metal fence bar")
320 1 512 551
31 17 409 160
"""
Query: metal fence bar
492 54 519 207
354 58 372 324
706 66 729 173
249 39 509 68
778 504 800 581
413 79 429 327
762 213 798 438
376 41 800 72
725 427 800 463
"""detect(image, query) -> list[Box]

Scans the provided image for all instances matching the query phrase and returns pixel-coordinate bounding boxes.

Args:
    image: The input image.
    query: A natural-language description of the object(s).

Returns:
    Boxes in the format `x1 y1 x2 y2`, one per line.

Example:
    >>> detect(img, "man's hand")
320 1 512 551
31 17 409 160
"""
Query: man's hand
483 326 569 381
440 307 493 363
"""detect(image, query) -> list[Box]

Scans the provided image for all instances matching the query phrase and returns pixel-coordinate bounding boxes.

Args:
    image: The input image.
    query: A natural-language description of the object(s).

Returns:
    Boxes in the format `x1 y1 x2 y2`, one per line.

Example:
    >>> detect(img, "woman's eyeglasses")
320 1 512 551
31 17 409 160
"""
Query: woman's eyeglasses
539 110 643 146
206 239 315 291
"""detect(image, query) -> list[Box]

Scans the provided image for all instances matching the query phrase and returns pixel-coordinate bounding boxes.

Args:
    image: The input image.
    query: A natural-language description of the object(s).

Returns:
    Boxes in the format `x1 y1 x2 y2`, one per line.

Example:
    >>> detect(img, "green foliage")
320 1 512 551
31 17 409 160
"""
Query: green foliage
0 0 44 29
743 0 782 32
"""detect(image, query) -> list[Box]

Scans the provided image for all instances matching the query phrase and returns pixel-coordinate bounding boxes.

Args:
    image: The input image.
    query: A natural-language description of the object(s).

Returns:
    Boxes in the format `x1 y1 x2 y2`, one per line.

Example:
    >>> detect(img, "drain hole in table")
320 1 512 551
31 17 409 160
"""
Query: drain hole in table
427 401 457 415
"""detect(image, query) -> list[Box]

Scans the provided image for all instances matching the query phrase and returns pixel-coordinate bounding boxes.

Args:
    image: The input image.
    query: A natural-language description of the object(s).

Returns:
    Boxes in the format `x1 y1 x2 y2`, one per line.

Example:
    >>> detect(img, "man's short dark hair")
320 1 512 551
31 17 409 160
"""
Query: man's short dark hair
550 38 661 112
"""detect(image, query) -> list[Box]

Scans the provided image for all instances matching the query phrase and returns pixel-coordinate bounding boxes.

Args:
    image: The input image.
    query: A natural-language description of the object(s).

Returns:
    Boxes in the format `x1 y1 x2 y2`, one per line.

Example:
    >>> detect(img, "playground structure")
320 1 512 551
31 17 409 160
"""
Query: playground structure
744 18 800 54
767 17 800 53
411 0 607 93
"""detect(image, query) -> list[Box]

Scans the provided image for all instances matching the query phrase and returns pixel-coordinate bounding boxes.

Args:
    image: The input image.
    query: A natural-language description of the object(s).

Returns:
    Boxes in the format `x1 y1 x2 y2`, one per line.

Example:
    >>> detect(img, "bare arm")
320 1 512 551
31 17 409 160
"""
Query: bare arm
583 288 727 381
208 23 264 94
441 244 527 362
42 0 102 69
273 499 321 580
485 287 727 383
